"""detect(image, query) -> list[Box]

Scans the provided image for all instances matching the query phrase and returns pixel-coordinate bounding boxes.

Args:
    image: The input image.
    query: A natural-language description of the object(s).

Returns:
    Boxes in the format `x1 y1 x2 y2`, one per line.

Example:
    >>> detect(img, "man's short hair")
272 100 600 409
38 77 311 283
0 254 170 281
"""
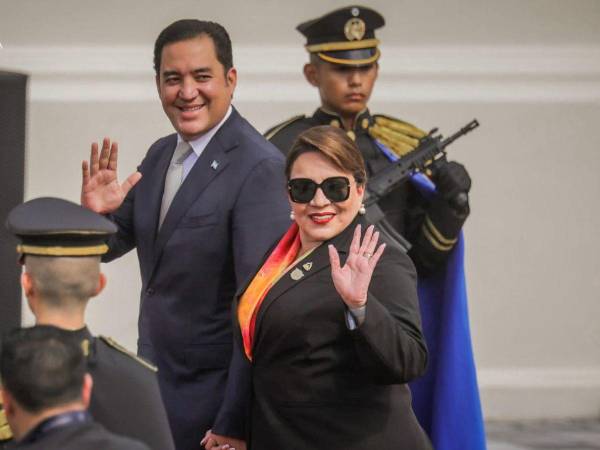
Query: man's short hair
24 255 100 308
0 326 86 413
153 19 233 75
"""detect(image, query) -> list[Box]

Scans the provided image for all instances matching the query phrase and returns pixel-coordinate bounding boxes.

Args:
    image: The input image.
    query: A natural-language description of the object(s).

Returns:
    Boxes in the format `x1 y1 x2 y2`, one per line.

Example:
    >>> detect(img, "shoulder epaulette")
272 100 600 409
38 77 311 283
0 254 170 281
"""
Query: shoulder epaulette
264 115 306 140
369 114 427 158
99 335 158 373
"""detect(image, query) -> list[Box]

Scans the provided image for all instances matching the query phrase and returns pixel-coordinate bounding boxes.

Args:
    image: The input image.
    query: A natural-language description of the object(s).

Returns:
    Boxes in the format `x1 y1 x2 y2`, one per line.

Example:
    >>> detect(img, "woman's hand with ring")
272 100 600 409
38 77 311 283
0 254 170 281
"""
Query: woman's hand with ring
328 224 386 309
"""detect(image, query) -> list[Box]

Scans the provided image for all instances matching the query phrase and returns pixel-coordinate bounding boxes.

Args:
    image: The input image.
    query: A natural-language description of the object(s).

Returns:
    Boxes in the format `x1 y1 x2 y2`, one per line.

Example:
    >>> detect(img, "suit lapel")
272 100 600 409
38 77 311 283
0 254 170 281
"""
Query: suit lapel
149 110 241 277
137 134 177 252
252 217 361 352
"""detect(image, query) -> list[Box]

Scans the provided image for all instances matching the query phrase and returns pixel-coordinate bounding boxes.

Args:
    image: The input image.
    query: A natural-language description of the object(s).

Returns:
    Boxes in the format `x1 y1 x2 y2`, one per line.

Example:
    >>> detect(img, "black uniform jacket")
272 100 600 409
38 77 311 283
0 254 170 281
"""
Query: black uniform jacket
72 328 174 450
232 216 433 450
267 108 469 275
14 420 150 450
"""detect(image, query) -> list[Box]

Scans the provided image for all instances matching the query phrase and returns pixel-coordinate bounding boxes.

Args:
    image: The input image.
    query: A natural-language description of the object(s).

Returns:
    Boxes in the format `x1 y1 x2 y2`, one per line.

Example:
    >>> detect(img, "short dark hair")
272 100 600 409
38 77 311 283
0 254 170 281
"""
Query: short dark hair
0 326 86 413
153 19 233 76
309 53 323 66
286 126 367 185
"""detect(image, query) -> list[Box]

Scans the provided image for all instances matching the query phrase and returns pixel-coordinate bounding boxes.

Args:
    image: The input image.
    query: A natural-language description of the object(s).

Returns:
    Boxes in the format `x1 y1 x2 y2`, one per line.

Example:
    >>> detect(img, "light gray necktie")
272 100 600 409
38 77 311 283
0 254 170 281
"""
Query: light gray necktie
159 141 193 227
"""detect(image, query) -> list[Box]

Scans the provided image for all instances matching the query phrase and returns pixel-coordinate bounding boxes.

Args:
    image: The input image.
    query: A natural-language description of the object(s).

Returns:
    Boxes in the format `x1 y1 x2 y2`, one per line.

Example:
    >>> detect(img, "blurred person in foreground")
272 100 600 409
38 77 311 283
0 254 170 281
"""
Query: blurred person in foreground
222 126 432 450
3 197 174 450
0 325 149 450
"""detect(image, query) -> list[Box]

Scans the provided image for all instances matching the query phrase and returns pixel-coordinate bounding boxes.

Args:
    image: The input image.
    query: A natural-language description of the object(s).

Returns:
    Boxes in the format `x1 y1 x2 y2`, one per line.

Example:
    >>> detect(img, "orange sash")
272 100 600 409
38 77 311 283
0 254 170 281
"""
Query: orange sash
238 223 301 361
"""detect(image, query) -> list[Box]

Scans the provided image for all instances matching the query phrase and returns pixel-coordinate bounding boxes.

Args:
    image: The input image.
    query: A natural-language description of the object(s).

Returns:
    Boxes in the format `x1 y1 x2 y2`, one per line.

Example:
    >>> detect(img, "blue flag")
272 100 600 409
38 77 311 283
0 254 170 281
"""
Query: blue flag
408 172 487 450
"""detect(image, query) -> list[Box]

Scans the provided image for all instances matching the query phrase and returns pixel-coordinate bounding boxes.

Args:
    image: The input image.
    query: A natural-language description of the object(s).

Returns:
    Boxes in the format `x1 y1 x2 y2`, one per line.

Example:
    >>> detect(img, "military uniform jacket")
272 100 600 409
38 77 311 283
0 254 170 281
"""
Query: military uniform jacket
232 217 432 450
267 108 469 275
14 419 150 450
72 328 174 450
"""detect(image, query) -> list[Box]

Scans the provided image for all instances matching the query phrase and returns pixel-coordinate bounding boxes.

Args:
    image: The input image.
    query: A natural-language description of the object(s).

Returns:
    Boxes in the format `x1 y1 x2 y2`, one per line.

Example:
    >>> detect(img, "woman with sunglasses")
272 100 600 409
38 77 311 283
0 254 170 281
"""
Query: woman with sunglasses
231 125 431 450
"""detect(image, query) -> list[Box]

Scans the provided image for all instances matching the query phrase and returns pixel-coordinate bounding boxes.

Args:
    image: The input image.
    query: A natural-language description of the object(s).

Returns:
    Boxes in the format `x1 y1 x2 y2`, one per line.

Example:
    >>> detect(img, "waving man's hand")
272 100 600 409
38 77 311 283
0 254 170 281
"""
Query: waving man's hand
328 224 386 309
81 137 142 214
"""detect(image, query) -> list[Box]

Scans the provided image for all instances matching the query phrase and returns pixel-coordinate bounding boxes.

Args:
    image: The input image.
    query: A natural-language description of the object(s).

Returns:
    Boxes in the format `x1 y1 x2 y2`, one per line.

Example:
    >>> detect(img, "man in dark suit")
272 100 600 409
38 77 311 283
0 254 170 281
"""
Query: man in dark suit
4 197 175 450
80 20 290 450
0 326 149 450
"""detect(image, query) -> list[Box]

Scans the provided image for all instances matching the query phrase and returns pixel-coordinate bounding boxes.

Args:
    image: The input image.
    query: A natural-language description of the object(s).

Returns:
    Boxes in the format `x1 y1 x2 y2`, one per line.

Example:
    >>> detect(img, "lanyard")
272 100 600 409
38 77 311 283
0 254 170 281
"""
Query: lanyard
20 410 91 444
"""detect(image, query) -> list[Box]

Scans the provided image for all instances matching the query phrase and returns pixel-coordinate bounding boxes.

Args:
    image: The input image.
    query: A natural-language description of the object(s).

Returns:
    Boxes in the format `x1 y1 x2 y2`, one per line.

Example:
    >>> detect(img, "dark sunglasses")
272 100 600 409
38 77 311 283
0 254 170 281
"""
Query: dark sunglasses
288 176 351 203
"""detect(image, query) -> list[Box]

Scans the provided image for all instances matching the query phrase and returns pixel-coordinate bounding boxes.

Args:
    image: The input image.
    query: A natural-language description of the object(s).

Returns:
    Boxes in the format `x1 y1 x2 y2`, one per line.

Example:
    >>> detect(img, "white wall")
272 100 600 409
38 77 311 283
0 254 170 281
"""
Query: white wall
1 0 600 420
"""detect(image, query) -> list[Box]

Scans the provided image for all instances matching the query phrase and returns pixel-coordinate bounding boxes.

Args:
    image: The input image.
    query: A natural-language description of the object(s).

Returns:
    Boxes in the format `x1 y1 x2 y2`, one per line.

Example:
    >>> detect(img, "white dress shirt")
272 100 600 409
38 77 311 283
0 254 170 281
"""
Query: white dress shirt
177 105 233 180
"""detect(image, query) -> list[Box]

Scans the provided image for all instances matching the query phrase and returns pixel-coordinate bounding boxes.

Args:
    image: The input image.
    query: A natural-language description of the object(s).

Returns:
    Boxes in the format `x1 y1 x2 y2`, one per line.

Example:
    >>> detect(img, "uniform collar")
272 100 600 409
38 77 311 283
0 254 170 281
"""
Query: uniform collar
63 327 94 358
66 326 93 342
314 107 373 138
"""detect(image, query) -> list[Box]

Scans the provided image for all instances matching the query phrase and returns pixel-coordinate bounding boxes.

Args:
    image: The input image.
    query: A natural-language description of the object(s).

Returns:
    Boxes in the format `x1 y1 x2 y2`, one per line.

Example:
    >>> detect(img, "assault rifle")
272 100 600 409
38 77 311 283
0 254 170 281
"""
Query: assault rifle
365 119 480 252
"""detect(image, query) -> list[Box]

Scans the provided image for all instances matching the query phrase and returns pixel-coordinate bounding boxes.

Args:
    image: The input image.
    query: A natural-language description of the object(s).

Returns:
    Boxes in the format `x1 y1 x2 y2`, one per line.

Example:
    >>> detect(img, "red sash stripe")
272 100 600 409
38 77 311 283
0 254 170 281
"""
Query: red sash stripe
238 223 301 361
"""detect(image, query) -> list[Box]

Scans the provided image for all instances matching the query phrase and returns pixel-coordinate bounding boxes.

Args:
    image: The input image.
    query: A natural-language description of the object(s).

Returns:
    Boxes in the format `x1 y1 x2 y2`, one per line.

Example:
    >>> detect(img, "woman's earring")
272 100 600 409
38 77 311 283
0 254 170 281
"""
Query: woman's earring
358 204 366 215
290 211 295 220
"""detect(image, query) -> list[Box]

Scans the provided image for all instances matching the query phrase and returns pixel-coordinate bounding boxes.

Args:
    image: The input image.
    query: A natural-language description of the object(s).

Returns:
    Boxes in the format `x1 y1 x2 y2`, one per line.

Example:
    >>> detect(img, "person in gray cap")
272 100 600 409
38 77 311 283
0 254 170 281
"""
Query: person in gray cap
4 197 175 450
0 325 150 450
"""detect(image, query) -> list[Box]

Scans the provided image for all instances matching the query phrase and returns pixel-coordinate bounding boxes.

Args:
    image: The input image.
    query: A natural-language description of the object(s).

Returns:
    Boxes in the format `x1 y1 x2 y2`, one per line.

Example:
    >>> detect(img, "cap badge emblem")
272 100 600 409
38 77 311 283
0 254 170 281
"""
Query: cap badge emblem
351 7 360 17
290 268 304 281
344 18 366 41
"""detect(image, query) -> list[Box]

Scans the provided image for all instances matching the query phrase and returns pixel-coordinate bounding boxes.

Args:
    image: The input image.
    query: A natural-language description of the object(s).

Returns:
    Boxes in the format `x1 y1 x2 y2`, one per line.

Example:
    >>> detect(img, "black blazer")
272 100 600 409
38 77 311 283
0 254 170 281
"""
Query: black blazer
103 108 290 448
233 217 432 450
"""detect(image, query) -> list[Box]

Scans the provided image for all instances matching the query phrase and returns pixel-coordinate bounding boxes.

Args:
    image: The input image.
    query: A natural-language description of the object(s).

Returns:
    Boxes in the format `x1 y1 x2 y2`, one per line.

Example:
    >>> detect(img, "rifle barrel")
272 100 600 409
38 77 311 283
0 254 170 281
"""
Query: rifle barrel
441 119 479 148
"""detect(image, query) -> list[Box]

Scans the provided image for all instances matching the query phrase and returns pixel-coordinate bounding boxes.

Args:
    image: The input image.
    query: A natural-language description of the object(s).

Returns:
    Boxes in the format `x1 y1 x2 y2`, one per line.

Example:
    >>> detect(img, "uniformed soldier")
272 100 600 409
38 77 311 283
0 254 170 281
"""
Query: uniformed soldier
3 197 175 450
0 326 150 450
266 5 472 274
